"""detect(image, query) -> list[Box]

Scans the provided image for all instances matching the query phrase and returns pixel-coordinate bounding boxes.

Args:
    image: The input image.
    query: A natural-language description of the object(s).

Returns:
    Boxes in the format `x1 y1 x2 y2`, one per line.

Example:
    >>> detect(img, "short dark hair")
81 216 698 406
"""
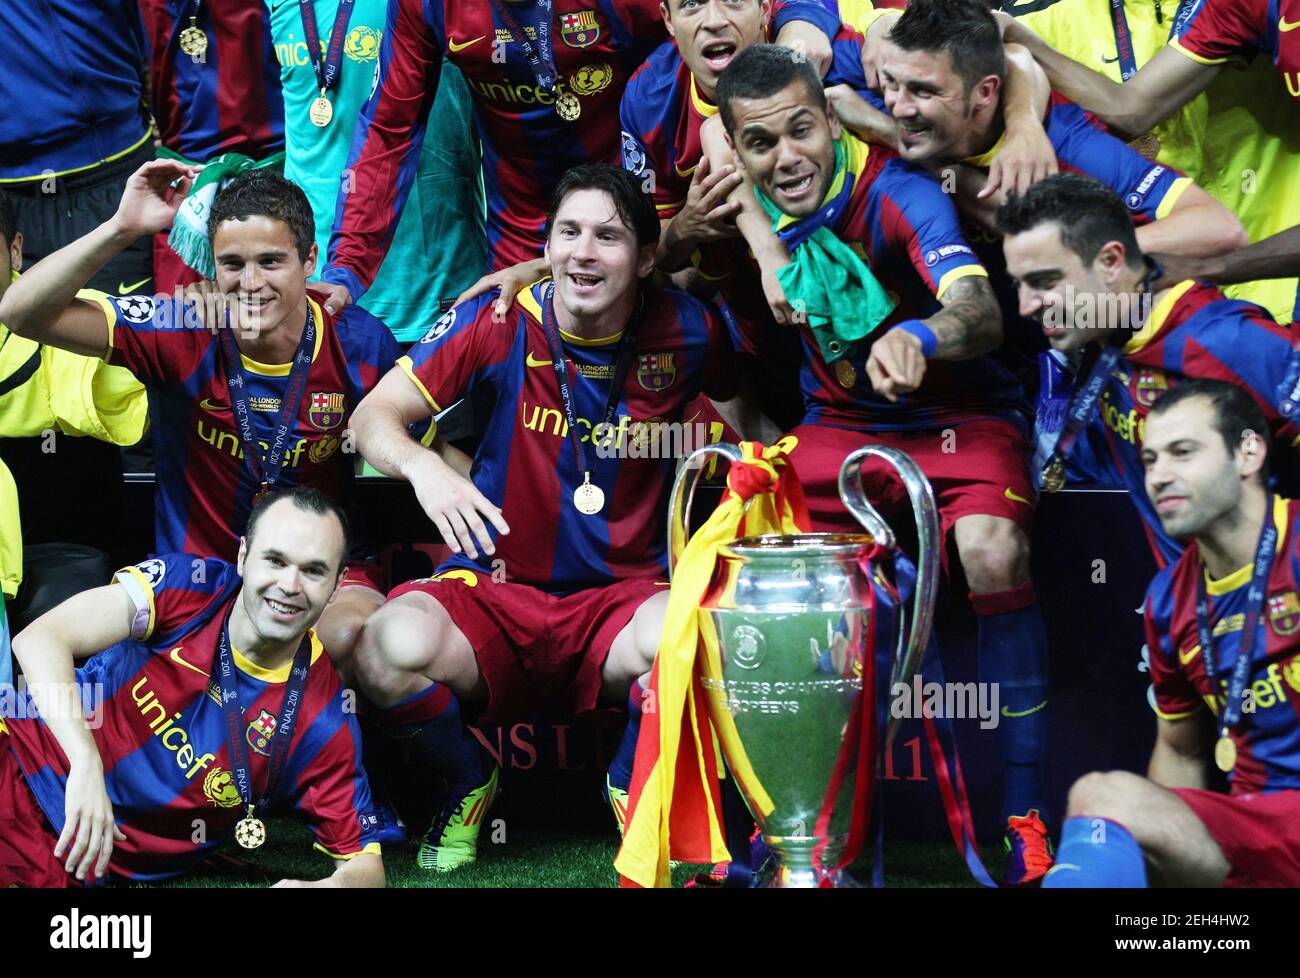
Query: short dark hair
0 191 16 247
888 0 1006 93
1148 378 1273 484
996 173 1143 269
716 43 826 136
543 164 660 250
208 171 315 262
244 487 352 573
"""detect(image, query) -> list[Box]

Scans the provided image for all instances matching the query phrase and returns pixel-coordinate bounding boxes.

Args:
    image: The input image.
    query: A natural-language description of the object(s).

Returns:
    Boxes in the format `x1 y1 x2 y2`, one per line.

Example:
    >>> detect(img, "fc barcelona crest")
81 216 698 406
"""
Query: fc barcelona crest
246 709 278 756
309 391 345 431
637 352 676 391
1134 369 1169 407
1268 591 1300 637
560 10 600 48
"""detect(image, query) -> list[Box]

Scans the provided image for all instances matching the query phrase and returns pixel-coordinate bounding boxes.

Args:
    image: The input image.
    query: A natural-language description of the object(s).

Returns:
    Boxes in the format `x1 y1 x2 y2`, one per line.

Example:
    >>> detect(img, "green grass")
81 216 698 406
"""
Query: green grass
133 816 984 887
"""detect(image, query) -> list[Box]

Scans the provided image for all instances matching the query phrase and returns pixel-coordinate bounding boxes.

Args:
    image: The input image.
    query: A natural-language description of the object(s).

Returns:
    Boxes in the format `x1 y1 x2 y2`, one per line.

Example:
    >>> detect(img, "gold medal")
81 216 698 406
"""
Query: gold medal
573 473 604 515
1215 735 1237 773
835 359 857 389
555 91 582 121
179 17 208 58
1041 457 1066 493
235 809 267 850
309 93 334 127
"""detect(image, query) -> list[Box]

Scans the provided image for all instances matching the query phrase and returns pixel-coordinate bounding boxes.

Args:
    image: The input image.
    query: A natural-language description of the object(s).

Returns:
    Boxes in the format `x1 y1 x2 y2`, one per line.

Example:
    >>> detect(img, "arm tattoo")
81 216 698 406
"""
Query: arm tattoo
928 275 1003 360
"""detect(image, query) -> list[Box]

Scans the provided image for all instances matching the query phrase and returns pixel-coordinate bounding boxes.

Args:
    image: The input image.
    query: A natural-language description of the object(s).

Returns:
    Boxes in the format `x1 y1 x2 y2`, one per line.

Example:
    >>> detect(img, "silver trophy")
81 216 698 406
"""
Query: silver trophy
667 444 939 887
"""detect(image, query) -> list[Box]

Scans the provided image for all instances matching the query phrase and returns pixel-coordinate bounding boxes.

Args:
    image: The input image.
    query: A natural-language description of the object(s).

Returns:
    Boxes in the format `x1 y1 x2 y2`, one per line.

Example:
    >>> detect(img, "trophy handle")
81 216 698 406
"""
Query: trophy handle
837 446 940 748
667 443 745 580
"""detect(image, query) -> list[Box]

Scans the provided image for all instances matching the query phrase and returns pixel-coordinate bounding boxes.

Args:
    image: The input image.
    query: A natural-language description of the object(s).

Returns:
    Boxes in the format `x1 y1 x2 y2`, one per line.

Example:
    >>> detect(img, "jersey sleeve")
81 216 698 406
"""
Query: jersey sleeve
872 163 988 298
81 290 208 385
322 0 442 302
1047 101 1192 223
1142 568 1204 720
699 300 739 402
1169 0 1264 66
283 692 385 861
769 0 842 40
619 68 682 218
397 295 512 435
112 553 238 645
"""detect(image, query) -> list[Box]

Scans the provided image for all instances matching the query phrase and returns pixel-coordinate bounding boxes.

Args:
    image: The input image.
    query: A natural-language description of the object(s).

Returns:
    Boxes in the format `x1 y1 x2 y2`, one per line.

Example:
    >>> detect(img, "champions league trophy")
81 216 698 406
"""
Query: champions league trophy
668 445 939 887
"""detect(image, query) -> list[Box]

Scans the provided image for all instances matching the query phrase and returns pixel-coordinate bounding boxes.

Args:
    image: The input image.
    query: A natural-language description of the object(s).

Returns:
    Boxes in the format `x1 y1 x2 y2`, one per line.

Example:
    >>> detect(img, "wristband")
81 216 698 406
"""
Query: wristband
894 319 937 357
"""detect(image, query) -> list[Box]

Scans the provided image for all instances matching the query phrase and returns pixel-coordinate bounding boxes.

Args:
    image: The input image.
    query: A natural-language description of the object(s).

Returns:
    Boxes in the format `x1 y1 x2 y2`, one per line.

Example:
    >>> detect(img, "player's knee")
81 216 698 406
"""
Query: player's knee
959 522 1030 594
354 600 444 702
633 591 670 672
1065 770 1150 828
317 588 384 671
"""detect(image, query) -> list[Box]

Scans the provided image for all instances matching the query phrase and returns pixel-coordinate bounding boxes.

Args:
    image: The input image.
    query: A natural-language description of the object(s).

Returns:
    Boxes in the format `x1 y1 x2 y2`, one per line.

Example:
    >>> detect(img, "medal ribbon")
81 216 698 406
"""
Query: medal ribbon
1194 504 1278 752
1109 0 1192 81
486 0 558 91
216 605 313 818
216 304 317 498
299 0 357 95
539 282 642 490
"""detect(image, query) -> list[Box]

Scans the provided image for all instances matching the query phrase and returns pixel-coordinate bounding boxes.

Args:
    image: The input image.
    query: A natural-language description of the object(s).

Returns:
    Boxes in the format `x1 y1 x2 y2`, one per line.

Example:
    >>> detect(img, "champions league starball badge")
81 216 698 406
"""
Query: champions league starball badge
555 91 582 121
179 18 208 58
236 813 267 850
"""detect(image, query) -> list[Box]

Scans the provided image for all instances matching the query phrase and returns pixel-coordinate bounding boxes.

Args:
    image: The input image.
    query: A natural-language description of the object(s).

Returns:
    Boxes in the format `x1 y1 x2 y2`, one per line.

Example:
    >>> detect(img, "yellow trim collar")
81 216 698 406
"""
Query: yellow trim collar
1204 496 1289 596
516 280 625 346
1123 279 1196 355
239 297 327 376
232 630 326 682
689 74 719 118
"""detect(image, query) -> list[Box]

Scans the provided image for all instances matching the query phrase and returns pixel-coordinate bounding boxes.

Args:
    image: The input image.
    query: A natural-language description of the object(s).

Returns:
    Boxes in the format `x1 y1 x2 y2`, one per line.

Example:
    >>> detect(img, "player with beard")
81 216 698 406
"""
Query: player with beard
1045 381 1300 888
0 490 386 887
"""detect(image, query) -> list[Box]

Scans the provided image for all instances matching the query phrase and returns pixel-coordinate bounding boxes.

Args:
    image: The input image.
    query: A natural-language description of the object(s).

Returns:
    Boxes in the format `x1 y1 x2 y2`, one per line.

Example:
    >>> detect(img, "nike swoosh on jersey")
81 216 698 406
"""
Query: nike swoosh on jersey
119 277 152 294
1280 16 1300 31
526 352 555 368
1001 700 1047 718
449 34 486 52
1179 645 1201 665
170 647 209 677
1004 487 1032 506
199 397 229 412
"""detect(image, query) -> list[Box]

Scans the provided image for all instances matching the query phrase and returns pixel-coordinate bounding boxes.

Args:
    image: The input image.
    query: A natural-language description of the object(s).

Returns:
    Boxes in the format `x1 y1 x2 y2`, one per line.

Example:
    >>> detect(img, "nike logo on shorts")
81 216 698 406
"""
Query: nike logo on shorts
449 35 486 52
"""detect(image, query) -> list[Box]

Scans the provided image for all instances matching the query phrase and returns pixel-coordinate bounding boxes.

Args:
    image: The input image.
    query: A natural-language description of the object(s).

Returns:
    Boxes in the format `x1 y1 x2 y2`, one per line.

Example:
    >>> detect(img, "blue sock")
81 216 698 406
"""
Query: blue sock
972 583 1049 825
1043 816 1148 887
608 680 644 792
380 682 491 789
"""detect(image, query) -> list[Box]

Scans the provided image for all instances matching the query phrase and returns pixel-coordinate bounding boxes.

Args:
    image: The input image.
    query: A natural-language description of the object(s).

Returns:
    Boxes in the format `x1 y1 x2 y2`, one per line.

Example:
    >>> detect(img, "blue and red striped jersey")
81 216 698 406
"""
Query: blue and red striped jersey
1172 0 1300 106
399 282 736 591
85 289 400 560
2 554 383 880
138 0 284 162
620 13 868 222
323 0 838 292
1146 496 1300 795
1054 281 1300 568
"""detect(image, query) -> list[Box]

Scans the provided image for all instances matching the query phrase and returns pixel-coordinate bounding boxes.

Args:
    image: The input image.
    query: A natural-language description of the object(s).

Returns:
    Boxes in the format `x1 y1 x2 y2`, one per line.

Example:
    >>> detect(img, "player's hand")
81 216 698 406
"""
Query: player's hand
866 326 927 402
826 84 897 147
860 11 902 90
111 159 202 239
56 757 126 881
271 878 328 888
670 156 743 247
455 257 549 322
314 281 353 317
759 258 797 327
182 279 227 335
774 20 833 77
992 10 1028 43
407 452 510 560
1147 253 1208 292
980 119 1058 200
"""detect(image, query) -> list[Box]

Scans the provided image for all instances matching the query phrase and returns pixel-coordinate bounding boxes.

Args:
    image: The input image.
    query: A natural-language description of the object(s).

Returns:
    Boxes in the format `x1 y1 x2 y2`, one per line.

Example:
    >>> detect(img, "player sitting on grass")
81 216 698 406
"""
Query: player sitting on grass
347 164 758 872
0 489 386 888
1046 381 1300 888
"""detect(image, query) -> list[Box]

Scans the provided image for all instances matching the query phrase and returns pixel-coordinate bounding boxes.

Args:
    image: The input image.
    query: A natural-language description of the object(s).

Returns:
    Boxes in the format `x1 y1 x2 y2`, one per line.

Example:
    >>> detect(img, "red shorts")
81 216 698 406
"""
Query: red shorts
786 420 1036 543
387 571 666 724
341 559 387 593
1172 787 1300 887
0 736 75 888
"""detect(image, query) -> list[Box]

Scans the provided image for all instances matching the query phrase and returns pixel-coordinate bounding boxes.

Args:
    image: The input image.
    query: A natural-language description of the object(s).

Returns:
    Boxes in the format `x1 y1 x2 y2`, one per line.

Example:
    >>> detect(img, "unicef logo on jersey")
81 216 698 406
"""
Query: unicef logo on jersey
420 308 456 344
116 295 157 324
621 131 646 175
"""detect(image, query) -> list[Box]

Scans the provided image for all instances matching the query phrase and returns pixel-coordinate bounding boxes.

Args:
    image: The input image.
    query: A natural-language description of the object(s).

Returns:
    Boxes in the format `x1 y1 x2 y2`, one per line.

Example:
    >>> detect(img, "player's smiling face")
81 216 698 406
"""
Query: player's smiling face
545 188 655 330
664 0 771 100
878 43 995 164
236 499 345 646
726 80 839 219
1142 397 1253 541
213 216 317 348
1004 223 1112 353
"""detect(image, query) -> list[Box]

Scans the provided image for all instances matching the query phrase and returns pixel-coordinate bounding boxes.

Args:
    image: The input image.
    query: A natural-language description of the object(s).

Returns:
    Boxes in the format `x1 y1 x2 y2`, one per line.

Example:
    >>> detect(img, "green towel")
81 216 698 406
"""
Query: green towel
753 135 895 364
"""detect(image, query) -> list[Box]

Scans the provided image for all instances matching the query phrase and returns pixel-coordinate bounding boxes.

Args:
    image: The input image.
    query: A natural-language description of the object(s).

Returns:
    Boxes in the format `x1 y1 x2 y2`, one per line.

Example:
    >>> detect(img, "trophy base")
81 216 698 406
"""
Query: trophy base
763 862 863 888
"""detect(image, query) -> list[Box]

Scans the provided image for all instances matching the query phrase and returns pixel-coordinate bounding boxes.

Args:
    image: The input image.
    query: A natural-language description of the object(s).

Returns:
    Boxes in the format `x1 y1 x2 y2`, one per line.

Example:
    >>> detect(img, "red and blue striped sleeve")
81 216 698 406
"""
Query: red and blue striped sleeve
1170 0 1267 65
323 0 443 302
82 291 208 385
113 553 238 646
770 0 843 40
398 294 513 421
620 46 686 217
1143 565 1203 720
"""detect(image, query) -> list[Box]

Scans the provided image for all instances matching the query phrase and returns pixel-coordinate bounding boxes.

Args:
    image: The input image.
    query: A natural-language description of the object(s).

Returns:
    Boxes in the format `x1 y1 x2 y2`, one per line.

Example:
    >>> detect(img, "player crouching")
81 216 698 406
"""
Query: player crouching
0 489 386 887
348 165 753 872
